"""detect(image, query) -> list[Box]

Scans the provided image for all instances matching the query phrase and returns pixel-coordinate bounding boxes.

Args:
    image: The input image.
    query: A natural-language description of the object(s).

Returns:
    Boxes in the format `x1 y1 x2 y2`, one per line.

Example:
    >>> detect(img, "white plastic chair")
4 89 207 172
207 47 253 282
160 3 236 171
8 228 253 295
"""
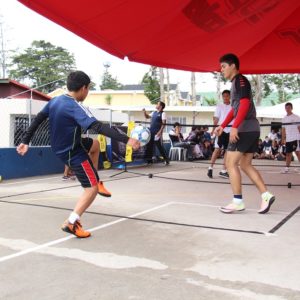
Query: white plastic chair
168 137 187 161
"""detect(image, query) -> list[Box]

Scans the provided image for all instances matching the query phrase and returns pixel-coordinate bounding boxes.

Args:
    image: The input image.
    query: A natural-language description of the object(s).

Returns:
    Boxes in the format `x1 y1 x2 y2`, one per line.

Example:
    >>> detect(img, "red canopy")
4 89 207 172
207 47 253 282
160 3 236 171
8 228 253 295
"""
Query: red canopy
18 0 300 73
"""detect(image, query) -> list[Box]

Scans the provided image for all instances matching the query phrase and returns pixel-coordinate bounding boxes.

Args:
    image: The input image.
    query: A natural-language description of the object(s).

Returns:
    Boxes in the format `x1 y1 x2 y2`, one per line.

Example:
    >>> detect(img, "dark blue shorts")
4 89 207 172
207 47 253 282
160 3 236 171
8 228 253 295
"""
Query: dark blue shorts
72 157 99 188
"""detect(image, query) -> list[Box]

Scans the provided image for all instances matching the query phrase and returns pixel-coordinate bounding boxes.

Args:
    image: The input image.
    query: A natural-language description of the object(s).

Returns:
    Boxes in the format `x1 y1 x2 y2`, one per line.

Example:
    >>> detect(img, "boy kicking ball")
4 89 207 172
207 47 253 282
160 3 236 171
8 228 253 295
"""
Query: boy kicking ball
17 71 140 238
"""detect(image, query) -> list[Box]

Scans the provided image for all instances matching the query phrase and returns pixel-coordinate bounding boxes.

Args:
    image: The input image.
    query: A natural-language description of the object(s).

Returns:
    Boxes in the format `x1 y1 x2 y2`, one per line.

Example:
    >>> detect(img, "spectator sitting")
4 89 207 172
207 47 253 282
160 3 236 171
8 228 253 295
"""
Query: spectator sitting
260 136 272 159
275 141 286 161
201 139 213 159
254 138 264 159
271 139 279 158
185 126 204 159
202 126 212 142
169 122 193 160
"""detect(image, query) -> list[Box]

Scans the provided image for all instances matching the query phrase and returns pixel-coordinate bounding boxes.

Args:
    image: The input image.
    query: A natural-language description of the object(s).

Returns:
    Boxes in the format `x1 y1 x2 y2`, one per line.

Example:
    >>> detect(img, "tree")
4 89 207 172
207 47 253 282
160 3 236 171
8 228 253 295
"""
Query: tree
100 63 122 90
142 66 160 104
9 40 76 93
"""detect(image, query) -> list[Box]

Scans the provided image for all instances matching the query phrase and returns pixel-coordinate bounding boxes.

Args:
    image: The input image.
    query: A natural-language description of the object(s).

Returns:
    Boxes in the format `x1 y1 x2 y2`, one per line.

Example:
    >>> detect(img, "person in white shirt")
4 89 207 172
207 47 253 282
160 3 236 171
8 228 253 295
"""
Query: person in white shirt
268 129 278 141
208 90 232 179
281 102 300 173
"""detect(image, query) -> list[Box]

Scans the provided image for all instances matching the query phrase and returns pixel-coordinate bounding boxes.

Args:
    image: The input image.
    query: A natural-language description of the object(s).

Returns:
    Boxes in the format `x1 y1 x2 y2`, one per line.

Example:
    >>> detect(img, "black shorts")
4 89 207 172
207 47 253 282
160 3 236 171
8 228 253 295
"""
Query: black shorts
81 137 93 153
217 132 229 150
286 140 298 153
227 132 259 153
72 157 99 188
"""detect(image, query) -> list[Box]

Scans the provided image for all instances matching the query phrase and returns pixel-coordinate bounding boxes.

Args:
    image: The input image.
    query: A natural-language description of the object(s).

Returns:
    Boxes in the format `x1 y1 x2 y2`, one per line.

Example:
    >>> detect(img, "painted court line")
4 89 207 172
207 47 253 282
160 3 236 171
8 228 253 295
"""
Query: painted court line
172 201 297 215
0 176 63 186
0 202 172 263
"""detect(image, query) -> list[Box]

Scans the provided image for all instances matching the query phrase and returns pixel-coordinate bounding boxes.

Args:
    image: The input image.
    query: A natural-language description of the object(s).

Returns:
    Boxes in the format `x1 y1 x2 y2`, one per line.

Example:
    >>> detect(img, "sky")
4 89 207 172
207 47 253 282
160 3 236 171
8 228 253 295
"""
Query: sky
0 0 229 93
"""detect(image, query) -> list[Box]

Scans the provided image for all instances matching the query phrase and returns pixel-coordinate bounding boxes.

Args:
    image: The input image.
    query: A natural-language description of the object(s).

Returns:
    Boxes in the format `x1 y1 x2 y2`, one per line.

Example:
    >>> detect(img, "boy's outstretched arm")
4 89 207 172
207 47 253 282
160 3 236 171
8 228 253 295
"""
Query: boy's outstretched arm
16 111 48 156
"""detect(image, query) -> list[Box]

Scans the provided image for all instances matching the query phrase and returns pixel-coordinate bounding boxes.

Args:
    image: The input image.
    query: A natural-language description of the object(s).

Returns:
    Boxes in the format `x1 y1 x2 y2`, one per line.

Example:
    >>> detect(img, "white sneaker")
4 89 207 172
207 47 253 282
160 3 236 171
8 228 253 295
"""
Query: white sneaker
220 201 245 213
258 192 275 214
281 167 289 174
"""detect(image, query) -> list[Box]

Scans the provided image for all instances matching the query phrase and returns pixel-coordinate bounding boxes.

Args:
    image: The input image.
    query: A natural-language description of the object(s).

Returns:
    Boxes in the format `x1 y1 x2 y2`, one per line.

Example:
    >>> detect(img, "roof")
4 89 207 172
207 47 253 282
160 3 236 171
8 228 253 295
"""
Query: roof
256 98 300 119
0 79 51 101
120 84 178 91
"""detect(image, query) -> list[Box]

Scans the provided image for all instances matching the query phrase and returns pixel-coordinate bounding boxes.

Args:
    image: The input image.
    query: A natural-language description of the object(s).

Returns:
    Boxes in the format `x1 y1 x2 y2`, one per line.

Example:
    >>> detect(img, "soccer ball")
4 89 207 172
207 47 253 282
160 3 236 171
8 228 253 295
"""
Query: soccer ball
130 125 151 146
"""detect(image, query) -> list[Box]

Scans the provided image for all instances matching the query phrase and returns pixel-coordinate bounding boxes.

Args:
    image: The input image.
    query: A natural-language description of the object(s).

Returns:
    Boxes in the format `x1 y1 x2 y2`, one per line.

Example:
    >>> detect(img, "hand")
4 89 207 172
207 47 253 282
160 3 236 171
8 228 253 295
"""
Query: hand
142 108 146 112
127 138 140 151
229 128 239 143
214 126 223 137
17 143 29 156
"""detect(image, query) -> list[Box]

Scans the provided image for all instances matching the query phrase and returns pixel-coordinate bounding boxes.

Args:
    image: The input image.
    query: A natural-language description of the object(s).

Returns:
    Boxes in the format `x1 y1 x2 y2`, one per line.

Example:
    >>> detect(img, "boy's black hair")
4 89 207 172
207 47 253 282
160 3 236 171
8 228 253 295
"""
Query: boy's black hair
173 122 181 128
222 89 231 95
285 102 293 109
67 71 91 92
219 53 240 70
158 101 165 110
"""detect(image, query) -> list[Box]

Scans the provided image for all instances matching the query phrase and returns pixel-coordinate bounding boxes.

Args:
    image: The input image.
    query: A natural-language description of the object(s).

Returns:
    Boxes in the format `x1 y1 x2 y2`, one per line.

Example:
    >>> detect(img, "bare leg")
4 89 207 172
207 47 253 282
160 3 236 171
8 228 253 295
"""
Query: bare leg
226 151 243 195
73 186 98 216
63 165 70 177
210 148 221 168
240 153 267 194
295 151 300 162
285 152 292 167
88 139 100 170
223 151 228 170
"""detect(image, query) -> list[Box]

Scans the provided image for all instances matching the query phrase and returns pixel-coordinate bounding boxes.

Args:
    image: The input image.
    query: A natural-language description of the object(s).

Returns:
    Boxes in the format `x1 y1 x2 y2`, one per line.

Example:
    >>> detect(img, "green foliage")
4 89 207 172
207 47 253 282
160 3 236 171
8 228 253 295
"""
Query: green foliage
100 70 122 90
263 74 300 104
105 94 112 105
203 96 217 106
9 40 76 93
142 66 160 104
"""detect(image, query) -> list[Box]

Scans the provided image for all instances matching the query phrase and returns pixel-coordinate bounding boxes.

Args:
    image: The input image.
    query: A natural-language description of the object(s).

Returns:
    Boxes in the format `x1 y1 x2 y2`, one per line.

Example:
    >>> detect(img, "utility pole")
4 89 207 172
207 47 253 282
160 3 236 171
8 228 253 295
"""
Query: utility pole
0 18 7 78
159 67 165 102
166 68 170 105
191 72 196 125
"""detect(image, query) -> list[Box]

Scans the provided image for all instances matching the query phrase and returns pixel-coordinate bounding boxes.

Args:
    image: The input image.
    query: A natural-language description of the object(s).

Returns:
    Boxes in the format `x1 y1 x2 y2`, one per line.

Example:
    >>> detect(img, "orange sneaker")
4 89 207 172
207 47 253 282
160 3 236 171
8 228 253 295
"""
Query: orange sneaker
61 220 91 238
98 181 111 197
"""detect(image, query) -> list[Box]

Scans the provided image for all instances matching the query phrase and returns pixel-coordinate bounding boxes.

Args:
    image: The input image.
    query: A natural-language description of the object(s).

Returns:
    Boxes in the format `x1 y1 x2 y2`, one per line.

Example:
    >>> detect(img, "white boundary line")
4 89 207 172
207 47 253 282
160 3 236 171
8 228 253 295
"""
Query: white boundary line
171 201 300 215
0 176 64 186
0 202 172 263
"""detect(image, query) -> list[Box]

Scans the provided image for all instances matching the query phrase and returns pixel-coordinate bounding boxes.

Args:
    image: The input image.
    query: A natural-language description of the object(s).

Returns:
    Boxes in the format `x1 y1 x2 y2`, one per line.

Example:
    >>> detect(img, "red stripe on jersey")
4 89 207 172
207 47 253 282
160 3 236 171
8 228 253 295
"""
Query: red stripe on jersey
82 160 98 186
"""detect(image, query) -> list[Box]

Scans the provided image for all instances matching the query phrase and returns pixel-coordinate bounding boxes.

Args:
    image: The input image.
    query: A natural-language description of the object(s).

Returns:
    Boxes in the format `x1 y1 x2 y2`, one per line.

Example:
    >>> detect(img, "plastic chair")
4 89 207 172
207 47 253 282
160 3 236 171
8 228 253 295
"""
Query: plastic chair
168 137 187 161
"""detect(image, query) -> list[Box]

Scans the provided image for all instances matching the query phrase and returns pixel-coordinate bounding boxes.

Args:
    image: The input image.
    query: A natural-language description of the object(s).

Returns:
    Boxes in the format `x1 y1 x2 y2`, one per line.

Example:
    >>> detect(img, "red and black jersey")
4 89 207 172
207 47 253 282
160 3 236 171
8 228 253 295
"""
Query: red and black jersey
230 74 260 133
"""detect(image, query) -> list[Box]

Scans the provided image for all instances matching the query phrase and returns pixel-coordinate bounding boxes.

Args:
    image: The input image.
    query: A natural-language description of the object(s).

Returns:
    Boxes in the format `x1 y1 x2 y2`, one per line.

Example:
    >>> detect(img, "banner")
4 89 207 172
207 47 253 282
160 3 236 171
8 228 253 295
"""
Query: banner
111 124 147 164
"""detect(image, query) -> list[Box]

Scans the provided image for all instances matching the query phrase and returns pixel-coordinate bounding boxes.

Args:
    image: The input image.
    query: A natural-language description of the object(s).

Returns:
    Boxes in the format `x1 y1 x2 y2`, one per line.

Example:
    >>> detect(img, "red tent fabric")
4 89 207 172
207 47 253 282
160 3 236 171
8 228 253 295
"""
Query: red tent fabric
18 0 300 73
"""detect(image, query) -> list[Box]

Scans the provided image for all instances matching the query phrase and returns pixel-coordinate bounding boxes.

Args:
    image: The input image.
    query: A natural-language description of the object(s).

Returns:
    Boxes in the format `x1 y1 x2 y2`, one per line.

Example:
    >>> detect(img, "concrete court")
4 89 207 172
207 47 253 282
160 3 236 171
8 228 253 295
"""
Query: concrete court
0 161 299 300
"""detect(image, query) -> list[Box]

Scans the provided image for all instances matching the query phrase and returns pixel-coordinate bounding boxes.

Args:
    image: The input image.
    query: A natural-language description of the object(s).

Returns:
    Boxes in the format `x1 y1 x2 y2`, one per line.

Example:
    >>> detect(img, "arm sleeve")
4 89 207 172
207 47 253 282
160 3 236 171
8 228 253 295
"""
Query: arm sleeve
21 111 48 144
232 98 251 129
161 112 166 121
221 108 234 129
89 121 129 144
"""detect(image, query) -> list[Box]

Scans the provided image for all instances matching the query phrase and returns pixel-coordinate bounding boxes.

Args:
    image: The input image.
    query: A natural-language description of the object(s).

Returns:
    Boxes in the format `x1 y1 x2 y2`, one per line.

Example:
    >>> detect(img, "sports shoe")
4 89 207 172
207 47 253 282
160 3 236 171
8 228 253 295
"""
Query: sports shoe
219 171 229 179
98 181 111 197
61 220 91 238
164 160 170 166
219 201 245 213
62 175 70 181
258 192 275 214
281 167 290 174
207 168 213 178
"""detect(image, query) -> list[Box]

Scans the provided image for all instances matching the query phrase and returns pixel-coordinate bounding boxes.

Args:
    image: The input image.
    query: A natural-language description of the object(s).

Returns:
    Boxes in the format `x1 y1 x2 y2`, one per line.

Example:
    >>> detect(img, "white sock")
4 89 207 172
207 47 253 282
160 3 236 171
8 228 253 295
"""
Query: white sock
221 169 226 173
233 197 243 205
68 212 80 224
208 166 213 170
261 191 271 199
